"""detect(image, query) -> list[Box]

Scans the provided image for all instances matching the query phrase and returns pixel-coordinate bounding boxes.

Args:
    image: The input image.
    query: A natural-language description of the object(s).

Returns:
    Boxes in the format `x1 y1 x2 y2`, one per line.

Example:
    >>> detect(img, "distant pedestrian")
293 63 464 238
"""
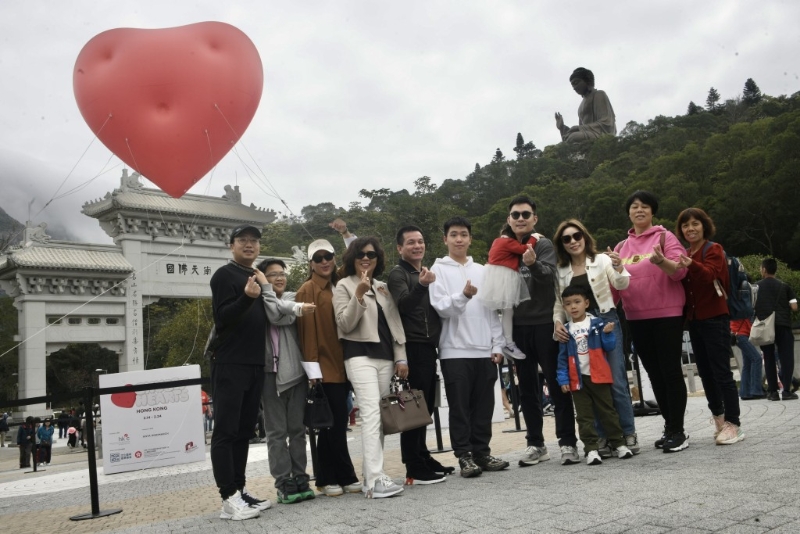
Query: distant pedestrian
17 416 34 468
57 410 69 439
0 412 9 447
754 257 799 401
37 418 55 465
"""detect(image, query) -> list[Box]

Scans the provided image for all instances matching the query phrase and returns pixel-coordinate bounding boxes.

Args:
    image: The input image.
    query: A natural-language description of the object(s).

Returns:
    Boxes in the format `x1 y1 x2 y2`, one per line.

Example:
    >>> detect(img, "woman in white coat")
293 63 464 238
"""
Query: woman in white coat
552 219 638 456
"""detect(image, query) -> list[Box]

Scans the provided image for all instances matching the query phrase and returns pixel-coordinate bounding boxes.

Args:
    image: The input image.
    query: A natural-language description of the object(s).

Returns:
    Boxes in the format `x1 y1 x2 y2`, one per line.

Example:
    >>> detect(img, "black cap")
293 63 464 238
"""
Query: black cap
229 224 262 244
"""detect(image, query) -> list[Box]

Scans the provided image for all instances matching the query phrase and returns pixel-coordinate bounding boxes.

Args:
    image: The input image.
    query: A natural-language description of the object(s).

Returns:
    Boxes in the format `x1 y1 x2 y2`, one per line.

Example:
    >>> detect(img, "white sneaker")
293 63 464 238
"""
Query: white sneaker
366 476 403 499
317 484 344 497
343 481 362 494
502 342 527 360
614 445 633 459
241 487 272 511
586 450 602 465
220 490 261 520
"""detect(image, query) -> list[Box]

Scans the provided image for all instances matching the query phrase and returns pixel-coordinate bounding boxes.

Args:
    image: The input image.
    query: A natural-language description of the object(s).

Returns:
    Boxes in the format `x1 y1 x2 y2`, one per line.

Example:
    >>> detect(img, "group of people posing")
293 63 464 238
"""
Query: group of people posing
208 190 795 521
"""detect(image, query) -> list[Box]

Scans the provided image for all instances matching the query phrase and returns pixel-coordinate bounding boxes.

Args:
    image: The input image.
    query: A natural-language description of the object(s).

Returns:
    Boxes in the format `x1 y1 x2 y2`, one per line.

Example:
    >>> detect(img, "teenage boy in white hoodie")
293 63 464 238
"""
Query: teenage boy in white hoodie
429 216 509 478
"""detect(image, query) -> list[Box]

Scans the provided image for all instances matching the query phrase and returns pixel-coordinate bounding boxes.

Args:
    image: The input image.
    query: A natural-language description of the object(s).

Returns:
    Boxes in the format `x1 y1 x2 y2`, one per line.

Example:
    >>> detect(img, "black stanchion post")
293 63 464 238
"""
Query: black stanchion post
70 386 122 521
502 361 526 434
429 373 452 454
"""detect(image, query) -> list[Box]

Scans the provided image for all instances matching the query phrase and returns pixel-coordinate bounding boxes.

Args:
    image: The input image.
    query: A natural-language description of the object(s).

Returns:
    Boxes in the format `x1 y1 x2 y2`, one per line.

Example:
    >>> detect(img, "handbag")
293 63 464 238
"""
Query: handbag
749 312 775 346
749 281 782 346
380 376 433 435
303 383 334 429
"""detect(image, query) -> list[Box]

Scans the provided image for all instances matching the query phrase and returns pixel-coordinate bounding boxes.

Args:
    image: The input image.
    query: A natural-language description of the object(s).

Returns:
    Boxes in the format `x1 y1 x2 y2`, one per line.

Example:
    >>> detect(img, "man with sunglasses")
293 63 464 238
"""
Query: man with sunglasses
209 224 271 520
505 196 580 467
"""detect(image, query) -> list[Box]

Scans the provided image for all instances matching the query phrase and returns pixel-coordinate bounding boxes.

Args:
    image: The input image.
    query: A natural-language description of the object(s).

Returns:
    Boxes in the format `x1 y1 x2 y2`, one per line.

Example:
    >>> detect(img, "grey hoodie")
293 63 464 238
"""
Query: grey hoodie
260 285 307 394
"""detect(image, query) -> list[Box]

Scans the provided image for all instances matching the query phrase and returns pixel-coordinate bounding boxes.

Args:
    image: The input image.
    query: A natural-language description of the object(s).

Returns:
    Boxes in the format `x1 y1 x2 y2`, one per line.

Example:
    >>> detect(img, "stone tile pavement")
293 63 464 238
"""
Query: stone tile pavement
0 396 798 533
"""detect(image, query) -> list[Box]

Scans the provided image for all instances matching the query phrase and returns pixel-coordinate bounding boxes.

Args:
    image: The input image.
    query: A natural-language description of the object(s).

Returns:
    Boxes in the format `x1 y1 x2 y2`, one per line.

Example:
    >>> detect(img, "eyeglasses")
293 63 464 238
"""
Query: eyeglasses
355 251 378 260
234 237 260 245
509 211 533 220
312 252 335 263
561 231 584 244
266 272 287 279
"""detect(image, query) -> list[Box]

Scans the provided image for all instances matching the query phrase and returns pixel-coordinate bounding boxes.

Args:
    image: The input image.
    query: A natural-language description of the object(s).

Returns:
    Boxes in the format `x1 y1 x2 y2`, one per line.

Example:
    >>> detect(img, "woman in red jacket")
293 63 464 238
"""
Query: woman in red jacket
675 208 744 446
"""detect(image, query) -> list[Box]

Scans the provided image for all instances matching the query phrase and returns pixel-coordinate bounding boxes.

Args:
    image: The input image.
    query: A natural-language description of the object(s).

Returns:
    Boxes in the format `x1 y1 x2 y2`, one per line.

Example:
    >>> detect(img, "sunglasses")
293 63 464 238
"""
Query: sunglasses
312 252 335 263
561 231 584 244
355 250 378 260
509 211 533 220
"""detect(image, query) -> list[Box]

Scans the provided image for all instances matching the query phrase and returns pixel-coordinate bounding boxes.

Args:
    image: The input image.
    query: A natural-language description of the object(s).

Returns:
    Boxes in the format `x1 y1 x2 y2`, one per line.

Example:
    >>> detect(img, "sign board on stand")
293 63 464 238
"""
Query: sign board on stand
99 365 205 475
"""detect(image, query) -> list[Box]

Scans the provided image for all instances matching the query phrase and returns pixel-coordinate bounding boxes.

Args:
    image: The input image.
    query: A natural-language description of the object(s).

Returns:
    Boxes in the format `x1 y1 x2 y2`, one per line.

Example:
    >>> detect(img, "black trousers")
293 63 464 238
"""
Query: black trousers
689 315 741 426
400 342 438 473
513 323 577 448
315 382 358 487
629 316 687 434
762 325 795 394
210 363 265 499
441 358 497 458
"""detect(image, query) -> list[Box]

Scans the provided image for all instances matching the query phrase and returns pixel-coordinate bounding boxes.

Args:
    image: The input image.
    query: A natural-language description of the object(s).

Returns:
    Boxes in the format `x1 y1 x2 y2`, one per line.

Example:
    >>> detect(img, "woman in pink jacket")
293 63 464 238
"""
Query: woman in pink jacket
614 191 688 453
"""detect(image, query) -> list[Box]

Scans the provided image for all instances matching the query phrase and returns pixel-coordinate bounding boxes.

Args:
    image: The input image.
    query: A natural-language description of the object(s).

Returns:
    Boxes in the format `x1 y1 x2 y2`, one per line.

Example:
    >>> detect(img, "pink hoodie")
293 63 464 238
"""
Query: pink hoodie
614 225 686 320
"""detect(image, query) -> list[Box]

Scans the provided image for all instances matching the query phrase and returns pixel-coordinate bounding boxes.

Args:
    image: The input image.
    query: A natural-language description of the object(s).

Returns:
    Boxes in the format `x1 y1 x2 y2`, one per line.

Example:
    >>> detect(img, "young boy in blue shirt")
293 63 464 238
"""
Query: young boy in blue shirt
556 286 633 465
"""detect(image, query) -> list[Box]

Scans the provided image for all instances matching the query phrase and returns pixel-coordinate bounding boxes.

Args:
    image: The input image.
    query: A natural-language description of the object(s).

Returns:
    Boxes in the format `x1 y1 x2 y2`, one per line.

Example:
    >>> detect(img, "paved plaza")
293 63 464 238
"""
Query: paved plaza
0 395 799 533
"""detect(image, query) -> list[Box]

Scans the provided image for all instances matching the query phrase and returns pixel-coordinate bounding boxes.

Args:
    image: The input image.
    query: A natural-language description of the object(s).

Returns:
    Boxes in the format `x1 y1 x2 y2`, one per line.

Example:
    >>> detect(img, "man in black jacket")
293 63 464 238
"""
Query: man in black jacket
209 224 270 520
387 225 454 484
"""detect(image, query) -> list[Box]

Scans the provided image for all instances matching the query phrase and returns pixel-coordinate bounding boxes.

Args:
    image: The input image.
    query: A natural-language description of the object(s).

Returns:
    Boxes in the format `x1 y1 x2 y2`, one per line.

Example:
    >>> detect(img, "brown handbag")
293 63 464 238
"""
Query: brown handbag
380 376 433 435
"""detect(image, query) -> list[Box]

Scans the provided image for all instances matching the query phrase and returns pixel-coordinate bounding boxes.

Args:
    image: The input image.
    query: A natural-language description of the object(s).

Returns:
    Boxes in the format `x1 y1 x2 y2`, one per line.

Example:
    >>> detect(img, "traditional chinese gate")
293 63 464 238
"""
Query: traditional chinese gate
0 170 276 415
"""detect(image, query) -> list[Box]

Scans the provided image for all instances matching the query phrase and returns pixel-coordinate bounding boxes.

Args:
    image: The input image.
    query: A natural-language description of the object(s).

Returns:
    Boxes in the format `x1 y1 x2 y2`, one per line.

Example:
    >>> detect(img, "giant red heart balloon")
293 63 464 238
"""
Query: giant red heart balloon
73 22 263 198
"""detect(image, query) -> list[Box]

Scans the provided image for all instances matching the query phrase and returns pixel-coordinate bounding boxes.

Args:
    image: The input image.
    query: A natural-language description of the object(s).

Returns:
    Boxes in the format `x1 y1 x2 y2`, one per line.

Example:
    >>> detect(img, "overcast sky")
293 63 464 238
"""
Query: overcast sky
1 1 798 244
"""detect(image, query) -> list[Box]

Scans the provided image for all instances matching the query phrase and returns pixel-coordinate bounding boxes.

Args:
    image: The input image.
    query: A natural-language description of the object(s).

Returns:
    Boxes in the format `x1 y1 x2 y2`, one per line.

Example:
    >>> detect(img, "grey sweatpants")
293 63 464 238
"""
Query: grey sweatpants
262 373 309 488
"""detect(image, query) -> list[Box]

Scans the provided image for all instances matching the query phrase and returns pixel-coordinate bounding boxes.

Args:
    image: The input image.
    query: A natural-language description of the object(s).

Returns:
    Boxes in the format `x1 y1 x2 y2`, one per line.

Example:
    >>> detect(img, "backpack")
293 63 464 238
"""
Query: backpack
702 241 756 320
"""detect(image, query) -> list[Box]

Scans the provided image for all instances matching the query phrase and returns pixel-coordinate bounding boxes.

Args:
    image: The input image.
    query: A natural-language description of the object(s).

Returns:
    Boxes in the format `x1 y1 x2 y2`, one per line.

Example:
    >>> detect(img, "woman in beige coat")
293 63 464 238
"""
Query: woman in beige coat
333 236 408 499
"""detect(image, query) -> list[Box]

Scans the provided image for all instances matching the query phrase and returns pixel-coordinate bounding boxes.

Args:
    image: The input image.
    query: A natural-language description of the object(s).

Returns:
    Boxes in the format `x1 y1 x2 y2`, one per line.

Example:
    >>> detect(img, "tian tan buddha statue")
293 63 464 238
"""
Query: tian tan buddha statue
555 68 616 143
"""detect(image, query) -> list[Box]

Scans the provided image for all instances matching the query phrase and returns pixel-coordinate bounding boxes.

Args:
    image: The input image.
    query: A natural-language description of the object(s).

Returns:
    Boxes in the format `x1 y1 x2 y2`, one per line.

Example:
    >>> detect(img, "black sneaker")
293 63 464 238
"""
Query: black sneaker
473 454 509 471
654 427 668 449
425 456 456 475
767 391 781 401
295 475 315 501
782 391 799 400
458 453 482 478
404 469 446 485
662 432 689 453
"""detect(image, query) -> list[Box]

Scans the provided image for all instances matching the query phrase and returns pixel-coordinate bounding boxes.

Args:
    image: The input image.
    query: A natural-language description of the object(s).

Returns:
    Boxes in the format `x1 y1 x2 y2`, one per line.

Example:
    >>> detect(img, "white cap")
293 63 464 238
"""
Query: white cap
308 239 335 259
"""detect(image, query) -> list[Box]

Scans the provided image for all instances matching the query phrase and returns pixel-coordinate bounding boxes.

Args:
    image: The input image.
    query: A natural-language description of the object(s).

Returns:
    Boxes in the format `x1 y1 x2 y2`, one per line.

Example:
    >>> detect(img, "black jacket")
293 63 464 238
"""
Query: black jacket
387 259 442 347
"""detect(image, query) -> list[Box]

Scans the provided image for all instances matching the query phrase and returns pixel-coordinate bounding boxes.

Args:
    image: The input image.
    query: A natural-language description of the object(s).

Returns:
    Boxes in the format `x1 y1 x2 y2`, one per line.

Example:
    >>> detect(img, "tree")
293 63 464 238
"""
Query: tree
706 87 721 112
491 148 505 163
743 78 762 106
513 133 540 159
156 299 214 376
413 176 437 196
0 296 19 402
687 101 701 115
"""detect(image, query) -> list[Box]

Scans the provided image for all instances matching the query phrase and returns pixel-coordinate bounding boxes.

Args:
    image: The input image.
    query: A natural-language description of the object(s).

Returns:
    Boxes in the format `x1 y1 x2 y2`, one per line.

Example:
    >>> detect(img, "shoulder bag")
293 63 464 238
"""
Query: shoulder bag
749 282 782 346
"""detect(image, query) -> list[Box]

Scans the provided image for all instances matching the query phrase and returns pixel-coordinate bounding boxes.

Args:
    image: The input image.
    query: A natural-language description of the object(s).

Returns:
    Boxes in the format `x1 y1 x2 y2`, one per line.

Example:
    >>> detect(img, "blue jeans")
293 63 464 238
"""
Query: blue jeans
737 336 764 398
594 309 636 437
689 316 740 426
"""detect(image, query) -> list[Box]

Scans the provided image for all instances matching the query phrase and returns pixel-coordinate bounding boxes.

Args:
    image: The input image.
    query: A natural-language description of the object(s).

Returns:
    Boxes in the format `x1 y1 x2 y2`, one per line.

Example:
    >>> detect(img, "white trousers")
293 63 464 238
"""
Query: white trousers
344 356 394 490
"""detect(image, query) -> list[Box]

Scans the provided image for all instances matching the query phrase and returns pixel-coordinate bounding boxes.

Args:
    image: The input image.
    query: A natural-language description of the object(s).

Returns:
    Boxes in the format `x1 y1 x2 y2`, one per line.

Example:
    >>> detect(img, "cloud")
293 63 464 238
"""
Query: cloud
0 0 798 240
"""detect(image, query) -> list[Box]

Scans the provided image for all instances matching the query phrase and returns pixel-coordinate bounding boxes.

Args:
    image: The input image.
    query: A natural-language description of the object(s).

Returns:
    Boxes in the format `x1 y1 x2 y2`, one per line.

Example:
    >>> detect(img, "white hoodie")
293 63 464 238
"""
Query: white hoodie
430 255 505 359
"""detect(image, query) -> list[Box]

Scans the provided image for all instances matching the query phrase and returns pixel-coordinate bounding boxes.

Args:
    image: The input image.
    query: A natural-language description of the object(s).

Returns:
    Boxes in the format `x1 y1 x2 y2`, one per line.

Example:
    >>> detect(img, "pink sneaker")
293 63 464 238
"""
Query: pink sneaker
715 422 745 445
710 414 725 438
